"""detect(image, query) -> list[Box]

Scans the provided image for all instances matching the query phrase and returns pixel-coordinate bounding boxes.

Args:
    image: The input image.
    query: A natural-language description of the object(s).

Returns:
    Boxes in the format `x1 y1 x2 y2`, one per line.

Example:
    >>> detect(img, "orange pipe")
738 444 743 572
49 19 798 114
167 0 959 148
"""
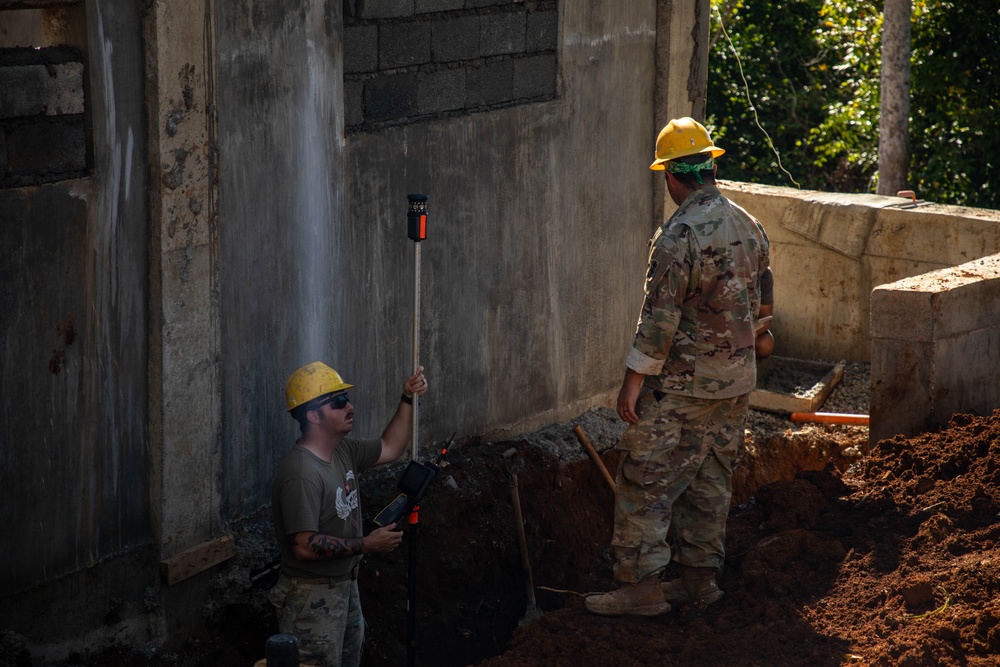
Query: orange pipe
789 412 869 425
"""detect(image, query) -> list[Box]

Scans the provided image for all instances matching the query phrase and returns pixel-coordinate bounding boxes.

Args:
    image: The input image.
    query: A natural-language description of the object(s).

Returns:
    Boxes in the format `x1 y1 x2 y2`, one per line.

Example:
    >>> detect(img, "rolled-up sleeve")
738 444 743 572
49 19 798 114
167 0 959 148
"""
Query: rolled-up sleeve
626 346 664 375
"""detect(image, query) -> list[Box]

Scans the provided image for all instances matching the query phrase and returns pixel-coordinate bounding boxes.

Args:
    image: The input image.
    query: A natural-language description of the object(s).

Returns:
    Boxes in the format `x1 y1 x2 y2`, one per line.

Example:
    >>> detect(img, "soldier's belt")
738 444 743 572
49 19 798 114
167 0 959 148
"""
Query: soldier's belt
288 563 359 586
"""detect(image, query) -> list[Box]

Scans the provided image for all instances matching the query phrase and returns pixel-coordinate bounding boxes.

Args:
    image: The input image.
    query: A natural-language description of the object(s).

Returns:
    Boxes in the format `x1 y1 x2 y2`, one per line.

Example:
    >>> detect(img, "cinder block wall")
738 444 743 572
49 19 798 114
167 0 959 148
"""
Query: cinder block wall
870 254 1000 444
0 46 88 187
344 0 557 130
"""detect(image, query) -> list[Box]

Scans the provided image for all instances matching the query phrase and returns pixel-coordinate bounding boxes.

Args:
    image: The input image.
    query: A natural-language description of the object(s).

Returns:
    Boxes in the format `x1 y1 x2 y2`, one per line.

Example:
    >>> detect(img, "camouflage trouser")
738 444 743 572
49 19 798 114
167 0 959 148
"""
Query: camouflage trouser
611 388 749 583
268 573 365 667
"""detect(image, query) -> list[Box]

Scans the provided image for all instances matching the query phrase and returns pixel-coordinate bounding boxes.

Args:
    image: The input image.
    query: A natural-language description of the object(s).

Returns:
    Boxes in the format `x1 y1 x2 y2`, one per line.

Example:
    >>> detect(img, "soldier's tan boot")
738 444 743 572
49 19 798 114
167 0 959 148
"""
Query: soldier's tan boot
584 576 671 617
661 567 725 610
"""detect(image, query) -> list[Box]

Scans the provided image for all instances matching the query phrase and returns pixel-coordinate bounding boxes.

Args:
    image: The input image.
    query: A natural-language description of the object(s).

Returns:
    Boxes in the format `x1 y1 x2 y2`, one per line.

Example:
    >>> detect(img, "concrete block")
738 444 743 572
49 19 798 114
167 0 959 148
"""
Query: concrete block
358 0 414 19
364 72 417 121
379 21 431 69
513 53 555 99
415 0 465 13
870 253 1000 446
868 205 1000 267
344 80 364 126
466 0 506 7
870 339 935 444
526 9 558 52
871 255 1000 341
0 63 85 119
344 25 378 74
870 285 935 343
431 14 480 62
932 259 1000 338
5 116 86 178
417 67 465 113
934 329 1000 423
480 12 526 56
466 59 512 106
779 193 896 260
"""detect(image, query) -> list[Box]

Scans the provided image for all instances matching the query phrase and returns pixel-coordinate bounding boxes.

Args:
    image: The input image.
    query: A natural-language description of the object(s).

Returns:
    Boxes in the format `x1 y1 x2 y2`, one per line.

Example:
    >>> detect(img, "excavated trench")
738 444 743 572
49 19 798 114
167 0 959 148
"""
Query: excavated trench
50 364 870 666
191 363 872 667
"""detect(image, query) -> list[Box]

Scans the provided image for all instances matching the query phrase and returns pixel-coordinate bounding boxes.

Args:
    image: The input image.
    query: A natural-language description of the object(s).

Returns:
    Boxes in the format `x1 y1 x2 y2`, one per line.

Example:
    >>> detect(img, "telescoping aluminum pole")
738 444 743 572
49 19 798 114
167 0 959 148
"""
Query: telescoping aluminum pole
406 194 427 461
405 193 428 667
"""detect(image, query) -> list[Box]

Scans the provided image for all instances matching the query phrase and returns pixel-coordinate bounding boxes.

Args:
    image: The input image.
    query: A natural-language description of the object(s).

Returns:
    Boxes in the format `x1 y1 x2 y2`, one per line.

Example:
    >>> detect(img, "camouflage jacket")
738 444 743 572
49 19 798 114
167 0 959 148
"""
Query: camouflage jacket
627 186 770 398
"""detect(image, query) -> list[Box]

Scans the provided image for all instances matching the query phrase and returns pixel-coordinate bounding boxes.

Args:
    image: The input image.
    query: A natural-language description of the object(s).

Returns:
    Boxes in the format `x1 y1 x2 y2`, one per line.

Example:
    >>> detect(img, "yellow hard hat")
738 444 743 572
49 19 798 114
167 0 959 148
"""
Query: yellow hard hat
285 361 353 412
650 117 725 170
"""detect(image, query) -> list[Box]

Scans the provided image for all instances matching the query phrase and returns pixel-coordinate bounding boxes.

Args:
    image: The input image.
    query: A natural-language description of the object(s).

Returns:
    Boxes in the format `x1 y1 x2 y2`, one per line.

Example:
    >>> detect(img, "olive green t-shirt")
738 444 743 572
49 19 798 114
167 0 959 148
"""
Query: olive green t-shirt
272 437 382 579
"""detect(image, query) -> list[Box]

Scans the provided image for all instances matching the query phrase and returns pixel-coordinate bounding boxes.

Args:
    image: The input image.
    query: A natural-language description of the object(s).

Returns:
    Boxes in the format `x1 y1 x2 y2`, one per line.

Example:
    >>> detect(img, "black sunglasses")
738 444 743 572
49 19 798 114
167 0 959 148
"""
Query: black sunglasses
315 393 350 410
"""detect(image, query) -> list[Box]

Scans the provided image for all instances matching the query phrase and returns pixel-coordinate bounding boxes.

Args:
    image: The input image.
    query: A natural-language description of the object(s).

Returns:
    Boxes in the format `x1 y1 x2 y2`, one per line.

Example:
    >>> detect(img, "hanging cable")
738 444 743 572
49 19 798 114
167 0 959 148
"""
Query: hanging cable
714 4 801 188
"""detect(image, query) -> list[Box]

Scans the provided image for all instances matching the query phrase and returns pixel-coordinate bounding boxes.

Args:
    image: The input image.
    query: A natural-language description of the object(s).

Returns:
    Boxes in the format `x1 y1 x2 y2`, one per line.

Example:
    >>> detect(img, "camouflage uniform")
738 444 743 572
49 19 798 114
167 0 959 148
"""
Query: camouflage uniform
267 574 364 666
613 185 768 583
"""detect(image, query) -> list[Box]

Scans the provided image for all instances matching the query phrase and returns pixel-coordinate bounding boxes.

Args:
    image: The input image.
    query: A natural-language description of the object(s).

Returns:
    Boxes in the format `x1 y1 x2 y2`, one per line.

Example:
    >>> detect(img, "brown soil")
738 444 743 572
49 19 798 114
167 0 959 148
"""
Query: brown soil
464 409 1000 667
37 405 1000 667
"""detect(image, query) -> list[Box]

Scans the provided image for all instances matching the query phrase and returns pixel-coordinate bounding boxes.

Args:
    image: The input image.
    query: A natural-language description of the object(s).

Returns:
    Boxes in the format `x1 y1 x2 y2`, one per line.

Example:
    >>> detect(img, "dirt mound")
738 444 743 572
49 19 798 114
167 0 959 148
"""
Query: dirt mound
474 410 1000 667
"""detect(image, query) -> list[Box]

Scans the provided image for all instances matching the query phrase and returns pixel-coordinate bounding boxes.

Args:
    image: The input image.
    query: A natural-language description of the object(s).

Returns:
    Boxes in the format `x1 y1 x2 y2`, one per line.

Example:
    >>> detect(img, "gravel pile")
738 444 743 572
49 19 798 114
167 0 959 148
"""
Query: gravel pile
747 360 870 436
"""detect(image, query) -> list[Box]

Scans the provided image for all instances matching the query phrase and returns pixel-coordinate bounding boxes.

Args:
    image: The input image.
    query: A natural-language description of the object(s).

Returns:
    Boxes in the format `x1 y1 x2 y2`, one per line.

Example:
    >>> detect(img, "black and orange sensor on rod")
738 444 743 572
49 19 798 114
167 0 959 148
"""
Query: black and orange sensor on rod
407 193 428 241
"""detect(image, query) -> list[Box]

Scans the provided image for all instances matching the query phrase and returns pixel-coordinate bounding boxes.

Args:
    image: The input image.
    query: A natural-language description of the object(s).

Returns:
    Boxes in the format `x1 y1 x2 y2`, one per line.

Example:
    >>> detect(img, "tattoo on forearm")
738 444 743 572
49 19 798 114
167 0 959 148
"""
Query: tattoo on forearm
299 533 363 558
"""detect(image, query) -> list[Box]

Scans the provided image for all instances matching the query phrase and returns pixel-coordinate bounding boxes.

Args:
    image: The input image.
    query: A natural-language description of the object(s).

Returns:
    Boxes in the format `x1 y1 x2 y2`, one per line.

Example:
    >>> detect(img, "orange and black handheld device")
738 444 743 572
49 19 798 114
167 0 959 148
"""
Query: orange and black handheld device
407 194 428 242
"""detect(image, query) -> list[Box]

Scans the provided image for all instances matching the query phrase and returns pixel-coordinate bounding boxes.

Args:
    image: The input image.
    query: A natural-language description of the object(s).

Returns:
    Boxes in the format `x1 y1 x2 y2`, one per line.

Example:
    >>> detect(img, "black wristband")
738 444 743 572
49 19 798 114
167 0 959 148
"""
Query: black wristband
401 393 413 405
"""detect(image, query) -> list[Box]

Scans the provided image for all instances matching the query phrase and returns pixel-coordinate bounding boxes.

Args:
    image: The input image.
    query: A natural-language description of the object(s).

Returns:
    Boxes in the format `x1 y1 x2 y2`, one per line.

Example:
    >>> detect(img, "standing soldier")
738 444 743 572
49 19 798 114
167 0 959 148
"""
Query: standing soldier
586 117 770 616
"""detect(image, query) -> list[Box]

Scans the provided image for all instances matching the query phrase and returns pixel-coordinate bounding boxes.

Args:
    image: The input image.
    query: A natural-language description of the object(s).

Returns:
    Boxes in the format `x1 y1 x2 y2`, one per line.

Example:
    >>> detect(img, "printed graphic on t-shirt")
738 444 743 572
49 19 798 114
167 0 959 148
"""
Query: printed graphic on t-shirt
335 469 360 530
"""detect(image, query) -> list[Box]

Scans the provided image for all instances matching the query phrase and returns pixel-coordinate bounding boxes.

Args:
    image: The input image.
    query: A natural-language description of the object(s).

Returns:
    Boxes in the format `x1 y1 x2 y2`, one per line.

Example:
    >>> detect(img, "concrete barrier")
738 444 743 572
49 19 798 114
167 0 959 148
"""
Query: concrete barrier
870 253 1000 445
718 181 1000 362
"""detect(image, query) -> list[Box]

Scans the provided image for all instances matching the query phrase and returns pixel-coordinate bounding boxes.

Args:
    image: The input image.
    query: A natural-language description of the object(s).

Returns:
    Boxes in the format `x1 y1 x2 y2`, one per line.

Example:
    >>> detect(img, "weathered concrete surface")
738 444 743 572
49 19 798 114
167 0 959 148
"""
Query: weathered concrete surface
145 0 221 559
215 0 350 518
0 0 151 659
720 181 1000 362
340 0 657 452
870 253 1000 444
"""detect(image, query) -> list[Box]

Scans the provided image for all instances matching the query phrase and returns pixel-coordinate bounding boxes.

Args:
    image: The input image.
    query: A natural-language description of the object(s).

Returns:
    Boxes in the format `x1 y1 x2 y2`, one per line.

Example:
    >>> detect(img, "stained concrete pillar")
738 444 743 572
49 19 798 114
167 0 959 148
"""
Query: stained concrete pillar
143 0 222 639
654 0 709 225
870 254 1000 446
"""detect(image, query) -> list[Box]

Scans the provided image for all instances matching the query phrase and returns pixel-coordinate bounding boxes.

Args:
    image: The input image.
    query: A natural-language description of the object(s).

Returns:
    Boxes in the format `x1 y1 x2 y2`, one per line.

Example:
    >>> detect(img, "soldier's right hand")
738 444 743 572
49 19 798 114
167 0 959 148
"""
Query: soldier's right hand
364 522 404 553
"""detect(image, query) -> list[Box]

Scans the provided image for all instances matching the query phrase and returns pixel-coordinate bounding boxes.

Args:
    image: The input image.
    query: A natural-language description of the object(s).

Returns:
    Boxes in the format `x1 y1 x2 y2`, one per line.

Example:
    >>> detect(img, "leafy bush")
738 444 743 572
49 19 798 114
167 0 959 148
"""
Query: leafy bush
707 0 999 208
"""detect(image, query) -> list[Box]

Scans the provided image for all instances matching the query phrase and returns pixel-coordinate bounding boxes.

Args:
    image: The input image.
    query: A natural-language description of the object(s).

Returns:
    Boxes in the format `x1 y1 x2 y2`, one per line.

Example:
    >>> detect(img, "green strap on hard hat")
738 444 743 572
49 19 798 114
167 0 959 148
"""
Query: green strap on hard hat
666 156 715 184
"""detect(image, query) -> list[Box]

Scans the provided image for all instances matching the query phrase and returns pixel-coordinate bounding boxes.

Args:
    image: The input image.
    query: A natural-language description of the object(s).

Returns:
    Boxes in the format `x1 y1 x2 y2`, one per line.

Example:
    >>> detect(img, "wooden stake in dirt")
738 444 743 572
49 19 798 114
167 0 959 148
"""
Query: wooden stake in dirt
573 425 616 493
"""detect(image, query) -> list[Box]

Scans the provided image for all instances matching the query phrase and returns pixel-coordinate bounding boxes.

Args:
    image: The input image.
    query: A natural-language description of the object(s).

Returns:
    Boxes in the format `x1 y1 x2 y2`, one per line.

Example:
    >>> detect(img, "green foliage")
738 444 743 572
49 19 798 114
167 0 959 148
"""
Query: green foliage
909 1 999 208
707 0 1000 208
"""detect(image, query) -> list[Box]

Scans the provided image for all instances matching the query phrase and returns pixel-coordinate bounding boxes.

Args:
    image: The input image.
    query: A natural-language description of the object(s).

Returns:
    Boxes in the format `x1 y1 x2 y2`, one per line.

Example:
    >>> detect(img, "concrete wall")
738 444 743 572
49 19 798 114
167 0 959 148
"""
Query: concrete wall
340 0 658 449
343 1 559 130
719 182 1000 362
217 0 664 526
870 254 1000 444
0 0 152 655
0 45 89 187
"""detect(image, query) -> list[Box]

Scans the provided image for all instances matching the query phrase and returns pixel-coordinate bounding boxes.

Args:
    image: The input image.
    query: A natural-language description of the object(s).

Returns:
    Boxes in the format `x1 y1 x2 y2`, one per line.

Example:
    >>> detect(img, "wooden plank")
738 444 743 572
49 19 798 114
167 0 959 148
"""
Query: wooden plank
159 535 236 586
751 356 845 415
